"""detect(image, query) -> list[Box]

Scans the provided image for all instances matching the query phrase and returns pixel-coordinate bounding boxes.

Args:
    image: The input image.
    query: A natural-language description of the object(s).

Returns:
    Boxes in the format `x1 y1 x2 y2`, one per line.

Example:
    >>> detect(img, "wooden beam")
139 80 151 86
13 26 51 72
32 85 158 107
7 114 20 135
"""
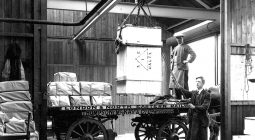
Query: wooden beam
148 0 157 4
167 3 220 31
166 20 192 31
220 0 232 139
72 0 121 40
215 34 219 85
212 4 220 9
48 0 220 21
32 0 48 139
231 100 255 105
195 0 211 9
33 0 41 138
0 32 33 38
40 0 48 138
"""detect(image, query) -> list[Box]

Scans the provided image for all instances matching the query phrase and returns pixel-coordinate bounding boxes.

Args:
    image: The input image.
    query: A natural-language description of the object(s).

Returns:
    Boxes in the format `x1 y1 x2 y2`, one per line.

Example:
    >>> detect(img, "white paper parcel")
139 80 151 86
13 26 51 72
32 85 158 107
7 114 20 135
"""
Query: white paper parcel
0 101 32 112
47 82 81 96
57 82 80 95
54 72 77 82
0 91 31 103
0 81 29 92
80 82 112 95
69 96 90 106
48 96 70 107
91 96 112 105
5 111 33 120
1 131 39 140
5 120 36 133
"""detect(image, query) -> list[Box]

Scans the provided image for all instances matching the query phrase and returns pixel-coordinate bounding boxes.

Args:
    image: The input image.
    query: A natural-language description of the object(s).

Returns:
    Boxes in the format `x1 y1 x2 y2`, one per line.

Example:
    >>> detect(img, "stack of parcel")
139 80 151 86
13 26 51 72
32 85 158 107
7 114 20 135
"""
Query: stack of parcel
0 80 39 139
47 72 112 107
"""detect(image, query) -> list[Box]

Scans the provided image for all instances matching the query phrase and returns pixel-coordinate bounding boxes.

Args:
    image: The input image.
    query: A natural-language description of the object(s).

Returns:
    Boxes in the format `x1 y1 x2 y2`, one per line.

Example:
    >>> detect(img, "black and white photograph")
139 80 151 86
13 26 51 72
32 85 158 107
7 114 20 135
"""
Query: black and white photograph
0 0 254 140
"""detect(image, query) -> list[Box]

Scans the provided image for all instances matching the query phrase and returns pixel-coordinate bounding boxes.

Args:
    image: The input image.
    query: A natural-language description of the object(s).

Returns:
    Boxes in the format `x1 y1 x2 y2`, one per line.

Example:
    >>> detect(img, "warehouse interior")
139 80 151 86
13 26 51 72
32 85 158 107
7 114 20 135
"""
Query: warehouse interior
0 0 255 140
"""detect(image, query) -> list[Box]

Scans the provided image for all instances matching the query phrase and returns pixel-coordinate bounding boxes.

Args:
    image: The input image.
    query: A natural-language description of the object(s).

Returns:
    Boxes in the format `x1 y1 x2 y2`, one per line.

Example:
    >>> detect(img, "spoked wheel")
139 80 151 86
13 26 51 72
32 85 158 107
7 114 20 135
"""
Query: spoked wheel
66 118 108 140
134 122 158 140
157 120 188 140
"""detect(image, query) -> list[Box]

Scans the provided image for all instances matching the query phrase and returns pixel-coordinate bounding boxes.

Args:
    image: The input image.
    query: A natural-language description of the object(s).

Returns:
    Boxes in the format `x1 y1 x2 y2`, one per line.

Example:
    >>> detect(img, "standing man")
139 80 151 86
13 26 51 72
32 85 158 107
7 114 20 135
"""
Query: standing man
169 33 196 99
177 76 211 140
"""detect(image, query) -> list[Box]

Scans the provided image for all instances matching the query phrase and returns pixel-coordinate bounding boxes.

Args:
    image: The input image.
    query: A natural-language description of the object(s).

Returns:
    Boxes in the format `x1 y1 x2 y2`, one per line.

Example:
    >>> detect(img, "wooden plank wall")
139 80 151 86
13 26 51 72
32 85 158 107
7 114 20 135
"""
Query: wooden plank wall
229 0 255 135
0 0 47 139
231 101 255 134
0 0 34 123
0 0 33 77
47 9 171 134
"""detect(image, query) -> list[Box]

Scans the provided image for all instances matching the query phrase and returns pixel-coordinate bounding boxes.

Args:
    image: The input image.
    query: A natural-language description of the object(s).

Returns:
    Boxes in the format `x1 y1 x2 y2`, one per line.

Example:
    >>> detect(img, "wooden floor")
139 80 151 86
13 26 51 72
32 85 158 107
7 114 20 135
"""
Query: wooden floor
47 129 221 140
47 133 136 140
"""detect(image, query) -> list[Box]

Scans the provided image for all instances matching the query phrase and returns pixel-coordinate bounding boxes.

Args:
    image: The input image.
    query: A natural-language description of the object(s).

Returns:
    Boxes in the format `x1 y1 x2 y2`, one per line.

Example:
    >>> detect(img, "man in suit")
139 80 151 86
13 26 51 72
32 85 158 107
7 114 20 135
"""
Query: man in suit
176 76 211 140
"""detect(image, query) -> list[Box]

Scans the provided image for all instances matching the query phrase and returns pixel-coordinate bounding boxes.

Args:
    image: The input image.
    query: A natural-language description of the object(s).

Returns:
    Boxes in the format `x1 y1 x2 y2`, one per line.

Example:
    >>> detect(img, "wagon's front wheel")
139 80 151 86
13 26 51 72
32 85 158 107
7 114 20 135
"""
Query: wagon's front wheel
66 118 108 140
134 122 157 140
157 120 188 140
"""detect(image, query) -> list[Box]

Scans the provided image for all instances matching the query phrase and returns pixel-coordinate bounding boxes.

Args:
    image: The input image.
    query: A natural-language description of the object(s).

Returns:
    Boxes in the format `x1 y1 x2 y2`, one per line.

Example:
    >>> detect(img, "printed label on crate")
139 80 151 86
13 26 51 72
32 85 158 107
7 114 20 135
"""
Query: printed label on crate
136 48 152 71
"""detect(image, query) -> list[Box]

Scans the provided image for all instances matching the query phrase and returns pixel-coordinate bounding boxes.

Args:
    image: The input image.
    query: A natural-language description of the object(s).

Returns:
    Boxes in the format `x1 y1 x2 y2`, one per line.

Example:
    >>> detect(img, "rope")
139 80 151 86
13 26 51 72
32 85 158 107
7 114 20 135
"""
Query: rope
115 0 156 53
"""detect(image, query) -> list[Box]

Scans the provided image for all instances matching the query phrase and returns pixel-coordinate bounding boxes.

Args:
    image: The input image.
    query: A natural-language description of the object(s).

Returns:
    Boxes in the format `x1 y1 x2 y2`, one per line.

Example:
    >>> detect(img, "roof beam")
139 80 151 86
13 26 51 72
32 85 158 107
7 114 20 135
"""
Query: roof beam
195 0 211 9
212 4 220 9
48 0 220 21
72 0 121 40
167 3 220 31
148 0 157 4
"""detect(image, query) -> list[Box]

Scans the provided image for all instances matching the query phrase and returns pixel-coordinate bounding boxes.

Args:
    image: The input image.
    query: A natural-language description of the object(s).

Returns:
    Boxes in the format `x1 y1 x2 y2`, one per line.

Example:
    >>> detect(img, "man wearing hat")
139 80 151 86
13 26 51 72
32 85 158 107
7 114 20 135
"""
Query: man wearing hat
169 33 196 99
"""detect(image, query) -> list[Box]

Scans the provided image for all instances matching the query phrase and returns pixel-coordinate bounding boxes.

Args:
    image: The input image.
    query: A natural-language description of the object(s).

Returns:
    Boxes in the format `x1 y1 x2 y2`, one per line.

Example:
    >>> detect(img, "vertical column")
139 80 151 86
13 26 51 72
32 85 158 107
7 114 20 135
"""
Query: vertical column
220 0 232 139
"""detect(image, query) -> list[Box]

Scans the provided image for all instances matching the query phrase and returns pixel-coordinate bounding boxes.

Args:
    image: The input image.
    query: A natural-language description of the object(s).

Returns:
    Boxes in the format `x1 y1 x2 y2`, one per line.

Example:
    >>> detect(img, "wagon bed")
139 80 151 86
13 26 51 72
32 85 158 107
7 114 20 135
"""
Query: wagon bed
48 102 190 140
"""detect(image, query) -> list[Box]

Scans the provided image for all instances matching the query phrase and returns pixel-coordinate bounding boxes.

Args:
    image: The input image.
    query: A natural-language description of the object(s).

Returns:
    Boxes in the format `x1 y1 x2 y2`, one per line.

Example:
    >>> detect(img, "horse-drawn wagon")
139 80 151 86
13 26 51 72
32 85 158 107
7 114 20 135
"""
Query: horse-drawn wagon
48 101 190 140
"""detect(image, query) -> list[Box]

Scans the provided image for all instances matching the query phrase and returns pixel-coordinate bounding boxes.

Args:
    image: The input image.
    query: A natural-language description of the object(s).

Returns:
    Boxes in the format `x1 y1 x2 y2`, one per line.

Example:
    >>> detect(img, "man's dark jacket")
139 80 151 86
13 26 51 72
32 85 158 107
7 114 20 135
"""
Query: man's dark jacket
178 88 211 127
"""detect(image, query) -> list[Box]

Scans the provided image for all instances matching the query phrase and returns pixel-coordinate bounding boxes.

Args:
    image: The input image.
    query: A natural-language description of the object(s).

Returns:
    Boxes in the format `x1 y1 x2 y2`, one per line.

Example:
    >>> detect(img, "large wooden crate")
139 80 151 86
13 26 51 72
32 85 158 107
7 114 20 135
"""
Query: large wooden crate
118 24 162 46
116 25 162 95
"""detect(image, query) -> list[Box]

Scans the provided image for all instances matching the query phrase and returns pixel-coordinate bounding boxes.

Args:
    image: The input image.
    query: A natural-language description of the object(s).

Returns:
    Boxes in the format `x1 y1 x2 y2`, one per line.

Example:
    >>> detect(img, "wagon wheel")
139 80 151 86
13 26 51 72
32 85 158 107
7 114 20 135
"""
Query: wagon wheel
157 120 188 140
66 118 108 140
135 122 157 140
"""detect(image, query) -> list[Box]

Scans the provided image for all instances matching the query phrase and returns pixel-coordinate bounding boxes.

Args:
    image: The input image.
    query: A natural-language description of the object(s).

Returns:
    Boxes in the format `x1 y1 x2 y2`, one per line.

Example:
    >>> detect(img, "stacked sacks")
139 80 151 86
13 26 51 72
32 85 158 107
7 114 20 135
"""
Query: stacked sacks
54 72 77 82
80 82 112 105
47 82 80 106
0 80 39 139
48 72 84 107
47 72 112 107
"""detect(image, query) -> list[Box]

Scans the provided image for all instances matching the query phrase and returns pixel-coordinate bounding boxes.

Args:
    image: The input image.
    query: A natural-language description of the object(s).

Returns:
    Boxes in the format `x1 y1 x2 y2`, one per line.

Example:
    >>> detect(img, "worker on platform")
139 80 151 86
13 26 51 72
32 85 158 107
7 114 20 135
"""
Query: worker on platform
169 33 196 99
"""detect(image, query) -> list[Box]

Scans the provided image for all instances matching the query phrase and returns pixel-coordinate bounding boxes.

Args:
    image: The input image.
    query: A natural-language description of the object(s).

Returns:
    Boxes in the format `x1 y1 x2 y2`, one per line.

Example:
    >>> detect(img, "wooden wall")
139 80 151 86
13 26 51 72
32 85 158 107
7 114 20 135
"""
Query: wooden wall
229 0 255 135
0 0 33 79
0 0 47 139
231 101 255 134
47 9 171 134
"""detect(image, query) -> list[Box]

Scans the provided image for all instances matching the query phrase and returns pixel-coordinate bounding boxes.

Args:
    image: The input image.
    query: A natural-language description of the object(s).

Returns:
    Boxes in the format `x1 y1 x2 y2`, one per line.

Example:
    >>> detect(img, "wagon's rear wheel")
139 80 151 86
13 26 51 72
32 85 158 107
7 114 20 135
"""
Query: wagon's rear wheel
134 122 157 140
66 118 108 140
157 120 188 140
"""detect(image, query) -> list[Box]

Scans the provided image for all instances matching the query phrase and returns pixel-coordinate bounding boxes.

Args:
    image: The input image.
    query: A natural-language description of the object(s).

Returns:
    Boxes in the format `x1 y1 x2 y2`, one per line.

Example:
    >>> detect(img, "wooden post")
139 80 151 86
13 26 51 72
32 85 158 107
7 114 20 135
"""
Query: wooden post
221 0 232 139
33 0 47 139
40 0 48 139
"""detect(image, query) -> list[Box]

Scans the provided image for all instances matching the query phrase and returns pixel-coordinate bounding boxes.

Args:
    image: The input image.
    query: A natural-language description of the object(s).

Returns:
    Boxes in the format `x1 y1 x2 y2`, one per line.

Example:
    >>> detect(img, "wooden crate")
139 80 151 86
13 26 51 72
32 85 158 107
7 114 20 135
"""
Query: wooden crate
117 24 162 46
116 25 162 95
117 46 162 81
117 80 161 95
